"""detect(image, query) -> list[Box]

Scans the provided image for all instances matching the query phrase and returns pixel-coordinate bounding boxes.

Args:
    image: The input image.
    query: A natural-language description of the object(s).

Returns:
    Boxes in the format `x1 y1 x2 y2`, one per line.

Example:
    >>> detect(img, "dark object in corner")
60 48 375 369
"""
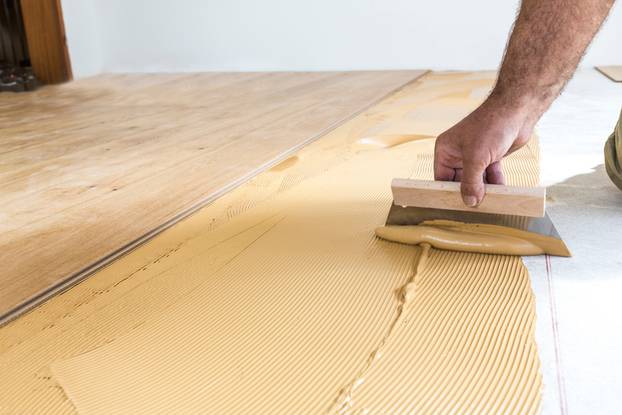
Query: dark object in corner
0 0 40 91
0 61 39 91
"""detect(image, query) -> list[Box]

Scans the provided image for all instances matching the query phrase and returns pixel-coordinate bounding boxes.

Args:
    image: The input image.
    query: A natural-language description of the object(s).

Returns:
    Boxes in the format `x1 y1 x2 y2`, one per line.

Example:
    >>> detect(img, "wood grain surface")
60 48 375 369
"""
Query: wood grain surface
0 70 425 322
391 179 546 217
20 0 72 83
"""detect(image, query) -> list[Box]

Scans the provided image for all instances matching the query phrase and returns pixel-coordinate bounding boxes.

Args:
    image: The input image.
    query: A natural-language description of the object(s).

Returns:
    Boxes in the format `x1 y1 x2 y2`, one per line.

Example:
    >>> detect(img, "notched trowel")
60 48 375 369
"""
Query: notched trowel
382 179 570 257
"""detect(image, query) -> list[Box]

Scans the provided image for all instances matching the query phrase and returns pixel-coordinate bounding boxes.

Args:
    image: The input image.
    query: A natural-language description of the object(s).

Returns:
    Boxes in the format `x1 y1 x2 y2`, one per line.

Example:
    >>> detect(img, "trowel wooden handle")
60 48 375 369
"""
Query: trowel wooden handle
391 179 546 217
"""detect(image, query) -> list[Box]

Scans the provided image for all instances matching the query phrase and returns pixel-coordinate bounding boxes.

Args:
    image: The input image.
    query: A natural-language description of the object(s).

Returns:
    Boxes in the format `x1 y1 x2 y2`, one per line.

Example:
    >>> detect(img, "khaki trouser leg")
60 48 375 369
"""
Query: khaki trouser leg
604 108 622 191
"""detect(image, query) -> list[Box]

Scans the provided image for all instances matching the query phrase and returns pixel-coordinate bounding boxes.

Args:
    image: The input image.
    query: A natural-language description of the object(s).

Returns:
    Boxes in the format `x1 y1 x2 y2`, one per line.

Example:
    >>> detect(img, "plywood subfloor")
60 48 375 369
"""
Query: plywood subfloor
0 70 424 322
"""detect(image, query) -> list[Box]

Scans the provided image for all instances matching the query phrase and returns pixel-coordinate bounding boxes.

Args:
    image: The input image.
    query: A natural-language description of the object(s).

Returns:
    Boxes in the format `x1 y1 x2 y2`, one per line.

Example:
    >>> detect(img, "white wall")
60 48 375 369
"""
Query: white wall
61 0 103 78
64 0 622 77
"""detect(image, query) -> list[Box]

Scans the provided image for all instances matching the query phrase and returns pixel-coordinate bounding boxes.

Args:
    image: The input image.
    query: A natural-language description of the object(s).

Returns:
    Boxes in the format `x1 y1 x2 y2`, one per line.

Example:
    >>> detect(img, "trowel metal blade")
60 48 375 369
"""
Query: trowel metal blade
385 203 564 241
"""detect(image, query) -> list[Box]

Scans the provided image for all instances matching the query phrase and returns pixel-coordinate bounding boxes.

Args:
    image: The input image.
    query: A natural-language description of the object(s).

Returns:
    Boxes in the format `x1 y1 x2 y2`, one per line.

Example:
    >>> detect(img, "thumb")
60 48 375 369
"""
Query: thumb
460 157 486 207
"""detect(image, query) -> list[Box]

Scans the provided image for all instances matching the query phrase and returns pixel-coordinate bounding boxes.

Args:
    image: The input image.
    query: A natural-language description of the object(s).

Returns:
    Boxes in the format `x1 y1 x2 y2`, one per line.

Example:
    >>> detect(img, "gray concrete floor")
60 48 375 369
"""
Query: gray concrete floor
526 68 622 414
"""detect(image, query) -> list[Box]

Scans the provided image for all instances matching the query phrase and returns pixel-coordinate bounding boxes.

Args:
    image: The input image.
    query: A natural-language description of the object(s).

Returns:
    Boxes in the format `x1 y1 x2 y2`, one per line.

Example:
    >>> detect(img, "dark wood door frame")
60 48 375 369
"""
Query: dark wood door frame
20 0 71 83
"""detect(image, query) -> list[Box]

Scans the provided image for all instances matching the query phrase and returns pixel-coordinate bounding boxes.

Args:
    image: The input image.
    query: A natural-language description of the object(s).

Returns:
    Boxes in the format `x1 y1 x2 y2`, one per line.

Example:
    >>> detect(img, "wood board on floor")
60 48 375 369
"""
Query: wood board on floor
0 70 425 323
596 65 622 82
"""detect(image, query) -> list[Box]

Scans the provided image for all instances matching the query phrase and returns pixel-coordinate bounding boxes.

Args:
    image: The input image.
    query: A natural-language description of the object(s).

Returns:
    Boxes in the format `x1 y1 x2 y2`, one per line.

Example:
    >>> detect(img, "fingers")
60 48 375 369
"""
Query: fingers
433 141 456 181
485 161 505 184
434 164 455 181
454 168 463 182
460 157 486 207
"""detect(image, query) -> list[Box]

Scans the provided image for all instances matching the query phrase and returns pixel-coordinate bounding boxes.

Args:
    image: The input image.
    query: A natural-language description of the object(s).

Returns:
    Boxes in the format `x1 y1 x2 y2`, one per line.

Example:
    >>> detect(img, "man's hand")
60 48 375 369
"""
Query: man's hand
434 99 534 207
433 0 614 207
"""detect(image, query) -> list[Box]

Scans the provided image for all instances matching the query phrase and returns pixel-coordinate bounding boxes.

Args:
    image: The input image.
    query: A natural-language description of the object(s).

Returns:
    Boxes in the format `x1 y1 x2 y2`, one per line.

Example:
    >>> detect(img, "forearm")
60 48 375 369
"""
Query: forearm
489 0 615 120
434 0 615 204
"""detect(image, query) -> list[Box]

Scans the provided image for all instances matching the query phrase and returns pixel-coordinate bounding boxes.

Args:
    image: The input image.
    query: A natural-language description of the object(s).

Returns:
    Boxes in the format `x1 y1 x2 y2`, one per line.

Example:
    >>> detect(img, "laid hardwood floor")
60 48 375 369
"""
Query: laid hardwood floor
0 70 425 321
